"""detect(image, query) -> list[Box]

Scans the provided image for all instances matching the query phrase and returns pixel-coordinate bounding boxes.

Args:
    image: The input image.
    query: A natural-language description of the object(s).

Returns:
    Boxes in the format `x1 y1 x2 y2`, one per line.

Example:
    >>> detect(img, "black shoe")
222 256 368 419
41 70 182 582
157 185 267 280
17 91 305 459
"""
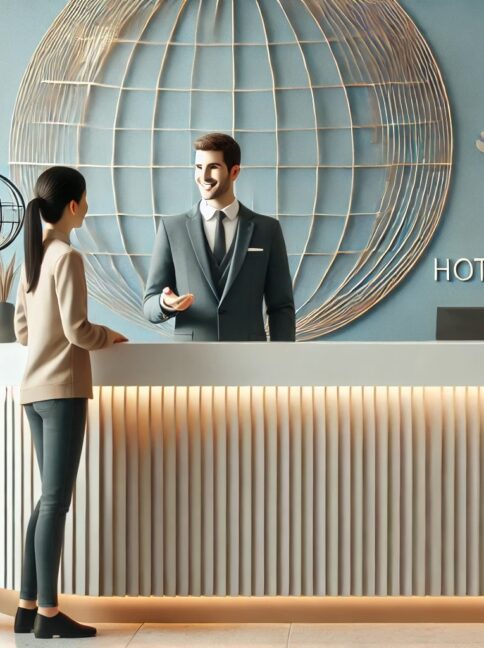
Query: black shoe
33 611 97 639
14 606 38 633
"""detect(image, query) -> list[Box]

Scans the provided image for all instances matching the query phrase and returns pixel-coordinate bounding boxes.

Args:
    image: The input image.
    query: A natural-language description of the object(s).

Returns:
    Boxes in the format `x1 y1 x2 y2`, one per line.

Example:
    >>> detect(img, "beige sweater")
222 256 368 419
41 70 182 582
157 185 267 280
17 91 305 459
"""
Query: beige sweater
14 229 117 404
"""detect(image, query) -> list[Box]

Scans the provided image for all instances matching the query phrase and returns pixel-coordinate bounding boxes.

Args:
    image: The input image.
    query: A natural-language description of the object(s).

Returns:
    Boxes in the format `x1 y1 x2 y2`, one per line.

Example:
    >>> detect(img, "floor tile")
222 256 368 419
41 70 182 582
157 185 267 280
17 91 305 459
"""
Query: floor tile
289 623 484 646
128 623 291 647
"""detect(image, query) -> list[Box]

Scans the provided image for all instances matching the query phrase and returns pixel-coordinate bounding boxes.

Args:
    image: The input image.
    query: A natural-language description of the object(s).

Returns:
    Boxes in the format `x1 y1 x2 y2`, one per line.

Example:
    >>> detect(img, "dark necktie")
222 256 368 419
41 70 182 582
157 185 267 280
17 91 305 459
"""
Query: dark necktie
213 210 227 265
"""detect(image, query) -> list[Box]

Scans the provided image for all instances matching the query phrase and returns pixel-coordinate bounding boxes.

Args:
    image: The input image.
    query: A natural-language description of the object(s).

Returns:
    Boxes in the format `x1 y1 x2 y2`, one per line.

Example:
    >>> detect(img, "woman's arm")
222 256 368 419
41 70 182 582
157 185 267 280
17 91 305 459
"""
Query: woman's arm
54 250 118 349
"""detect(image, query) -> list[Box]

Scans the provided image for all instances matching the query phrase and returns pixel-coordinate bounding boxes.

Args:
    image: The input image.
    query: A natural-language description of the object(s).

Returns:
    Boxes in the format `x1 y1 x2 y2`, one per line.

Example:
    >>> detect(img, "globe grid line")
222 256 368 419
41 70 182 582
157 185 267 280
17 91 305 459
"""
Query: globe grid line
254 0 280 233
10 0 452 339
294 0 356 317
275 0 323 307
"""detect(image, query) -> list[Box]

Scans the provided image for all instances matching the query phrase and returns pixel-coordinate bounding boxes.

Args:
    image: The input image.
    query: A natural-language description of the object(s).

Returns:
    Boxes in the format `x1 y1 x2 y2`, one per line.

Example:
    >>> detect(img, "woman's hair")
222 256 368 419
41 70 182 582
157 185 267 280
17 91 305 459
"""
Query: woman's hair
24 166 86 293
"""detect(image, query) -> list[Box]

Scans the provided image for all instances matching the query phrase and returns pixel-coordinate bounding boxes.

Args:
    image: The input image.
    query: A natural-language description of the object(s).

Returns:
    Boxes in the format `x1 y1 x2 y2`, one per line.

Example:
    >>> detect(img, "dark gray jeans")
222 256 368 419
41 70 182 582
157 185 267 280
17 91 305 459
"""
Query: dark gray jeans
20 398 87 607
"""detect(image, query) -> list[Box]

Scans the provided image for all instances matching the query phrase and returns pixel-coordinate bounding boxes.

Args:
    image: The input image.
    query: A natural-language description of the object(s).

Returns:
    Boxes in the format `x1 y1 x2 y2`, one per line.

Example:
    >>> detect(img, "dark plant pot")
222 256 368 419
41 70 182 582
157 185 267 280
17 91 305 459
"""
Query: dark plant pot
0 302 16 343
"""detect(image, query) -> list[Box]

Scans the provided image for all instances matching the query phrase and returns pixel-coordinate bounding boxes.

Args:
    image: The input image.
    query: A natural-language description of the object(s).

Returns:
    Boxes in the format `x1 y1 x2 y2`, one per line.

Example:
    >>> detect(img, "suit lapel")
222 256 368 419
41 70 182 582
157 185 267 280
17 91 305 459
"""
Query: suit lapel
185 205 218 300
220 204 254 305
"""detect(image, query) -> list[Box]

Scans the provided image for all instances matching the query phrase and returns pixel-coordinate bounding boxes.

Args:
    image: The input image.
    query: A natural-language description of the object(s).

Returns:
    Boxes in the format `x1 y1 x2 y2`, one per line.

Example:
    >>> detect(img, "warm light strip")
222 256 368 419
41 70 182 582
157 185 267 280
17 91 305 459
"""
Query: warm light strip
3 590 484 623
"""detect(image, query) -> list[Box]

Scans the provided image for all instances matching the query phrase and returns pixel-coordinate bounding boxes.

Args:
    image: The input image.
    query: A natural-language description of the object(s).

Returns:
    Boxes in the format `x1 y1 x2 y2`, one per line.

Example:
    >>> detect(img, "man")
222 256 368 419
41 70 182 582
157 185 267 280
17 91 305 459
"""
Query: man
143 132 295 341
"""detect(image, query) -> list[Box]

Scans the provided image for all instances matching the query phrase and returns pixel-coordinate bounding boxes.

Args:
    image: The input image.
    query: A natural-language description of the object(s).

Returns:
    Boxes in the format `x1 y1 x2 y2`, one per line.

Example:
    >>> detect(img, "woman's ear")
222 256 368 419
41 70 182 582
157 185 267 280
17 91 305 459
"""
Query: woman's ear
69 199 78 216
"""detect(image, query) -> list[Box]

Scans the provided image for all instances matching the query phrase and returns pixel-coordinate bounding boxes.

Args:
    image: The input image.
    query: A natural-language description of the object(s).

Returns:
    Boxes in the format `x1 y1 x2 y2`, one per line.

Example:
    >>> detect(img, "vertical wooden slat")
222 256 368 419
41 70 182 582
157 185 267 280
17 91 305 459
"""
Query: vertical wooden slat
442 386 455 595
74 392 88 595
413 386 426 595
113 386 127 595
301 386 314 595
87 388 101 596
326 386 339 595
227 386 239 595
5 387 14 590
175 386 189 595
426 387 442 595
400 386 413 595
13 386 23 590
338 386 351 596
264 386 277 595
200 386 214 595
375 386 389 595
289 386 302 595
455 386 467 595
363 386 375 595
277 386 290 595
138 386 152 595
100 385 113 595
351 386 363 595
388 386 401 595
126 386 140 594
150 386 163 595
252 386 265 595
163 386 177 595
188 386 201 595
313 386 326 596
239 386 252 595
214 386 227 595
466 387 480 595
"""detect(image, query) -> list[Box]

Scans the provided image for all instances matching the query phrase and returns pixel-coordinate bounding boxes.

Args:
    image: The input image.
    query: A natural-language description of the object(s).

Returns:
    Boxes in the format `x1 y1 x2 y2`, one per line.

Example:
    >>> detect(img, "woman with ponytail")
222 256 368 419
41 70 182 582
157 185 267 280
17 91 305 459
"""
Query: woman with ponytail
13 166 127 639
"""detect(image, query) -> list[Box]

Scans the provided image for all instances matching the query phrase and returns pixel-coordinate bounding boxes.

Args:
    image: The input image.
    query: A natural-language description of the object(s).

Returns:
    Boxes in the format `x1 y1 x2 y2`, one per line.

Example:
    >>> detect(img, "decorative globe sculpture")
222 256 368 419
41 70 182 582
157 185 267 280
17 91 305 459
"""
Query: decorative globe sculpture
0 175 25 251
10 0 452 339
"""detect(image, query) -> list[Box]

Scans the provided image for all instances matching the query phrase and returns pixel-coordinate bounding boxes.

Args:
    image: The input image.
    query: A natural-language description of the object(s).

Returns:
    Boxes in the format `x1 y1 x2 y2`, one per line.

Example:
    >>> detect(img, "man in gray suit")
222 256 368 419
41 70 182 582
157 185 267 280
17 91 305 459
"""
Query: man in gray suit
143 133 295 341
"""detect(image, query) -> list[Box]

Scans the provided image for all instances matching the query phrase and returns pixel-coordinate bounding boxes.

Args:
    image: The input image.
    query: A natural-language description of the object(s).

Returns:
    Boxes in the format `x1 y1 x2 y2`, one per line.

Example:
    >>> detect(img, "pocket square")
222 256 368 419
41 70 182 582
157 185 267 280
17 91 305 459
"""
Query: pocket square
248 247 264 252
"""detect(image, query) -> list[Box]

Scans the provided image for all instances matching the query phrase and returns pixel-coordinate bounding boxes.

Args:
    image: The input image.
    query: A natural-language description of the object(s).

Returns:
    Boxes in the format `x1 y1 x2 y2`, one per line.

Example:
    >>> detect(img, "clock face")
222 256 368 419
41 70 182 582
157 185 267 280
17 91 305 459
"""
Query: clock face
10 0 452 339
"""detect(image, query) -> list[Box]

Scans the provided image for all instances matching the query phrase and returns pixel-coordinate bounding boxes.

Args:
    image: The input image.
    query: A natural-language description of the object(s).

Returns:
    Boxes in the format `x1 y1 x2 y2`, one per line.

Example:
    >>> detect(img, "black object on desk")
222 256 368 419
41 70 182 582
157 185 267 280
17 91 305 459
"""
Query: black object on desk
436 307 484 340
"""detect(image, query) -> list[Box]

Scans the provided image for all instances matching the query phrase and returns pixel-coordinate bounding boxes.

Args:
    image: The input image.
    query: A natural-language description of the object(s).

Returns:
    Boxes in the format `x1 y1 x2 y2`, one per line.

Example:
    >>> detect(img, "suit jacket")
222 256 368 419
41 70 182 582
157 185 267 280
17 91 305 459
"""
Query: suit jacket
143 202 295 341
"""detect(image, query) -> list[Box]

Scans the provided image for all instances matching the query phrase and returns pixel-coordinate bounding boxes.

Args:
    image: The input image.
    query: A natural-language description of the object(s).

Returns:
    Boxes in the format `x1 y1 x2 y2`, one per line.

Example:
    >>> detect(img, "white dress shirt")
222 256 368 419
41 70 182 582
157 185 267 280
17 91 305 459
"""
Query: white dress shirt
200 198 240 253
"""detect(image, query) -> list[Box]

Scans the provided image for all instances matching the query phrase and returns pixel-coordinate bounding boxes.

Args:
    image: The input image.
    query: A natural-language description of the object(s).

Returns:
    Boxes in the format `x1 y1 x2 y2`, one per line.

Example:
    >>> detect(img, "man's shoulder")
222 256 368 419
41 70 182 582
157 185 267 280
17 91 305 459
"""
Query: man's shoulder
159 207 198 231
239 205 279 230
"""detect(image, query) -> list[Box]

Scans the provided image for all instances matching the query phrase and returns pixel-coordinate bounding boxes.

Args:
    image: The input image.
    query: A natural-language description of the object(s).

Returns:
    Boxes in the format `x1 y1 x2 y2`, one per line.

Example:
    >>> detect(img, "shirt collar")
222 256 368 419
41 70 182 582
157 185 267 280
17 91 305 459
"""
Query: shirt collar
42 229 71 245
200 198 239 222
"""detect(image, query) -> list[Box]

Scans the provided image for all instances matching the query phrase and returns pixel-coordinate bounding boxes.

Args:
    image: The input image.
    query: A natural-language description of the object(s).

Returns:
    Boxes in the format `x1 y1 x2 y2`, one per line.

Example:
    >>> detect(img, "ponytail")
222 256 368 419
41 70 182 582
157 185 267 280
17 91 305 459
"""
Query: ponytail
23 166 86 293
25 197 44 293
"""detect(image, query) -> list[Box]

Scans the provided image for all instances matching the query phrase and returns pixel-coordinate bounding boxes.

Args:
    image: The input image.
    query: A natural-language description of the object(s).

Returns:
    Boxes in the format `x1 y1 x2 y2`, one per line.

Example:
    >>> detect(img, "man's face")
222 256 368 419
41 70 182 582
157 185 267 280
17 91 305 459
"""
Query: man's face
194 149 233 201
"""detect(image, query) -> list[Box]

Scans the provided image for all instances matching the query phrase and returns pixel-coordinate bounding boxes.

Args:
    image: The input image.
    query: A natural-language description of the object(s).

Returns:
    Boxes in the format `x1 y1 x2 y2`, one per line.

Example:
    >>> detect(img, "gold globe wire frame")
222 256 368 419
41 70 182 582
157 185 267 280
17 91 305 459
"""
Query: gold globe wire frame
9 0 452 340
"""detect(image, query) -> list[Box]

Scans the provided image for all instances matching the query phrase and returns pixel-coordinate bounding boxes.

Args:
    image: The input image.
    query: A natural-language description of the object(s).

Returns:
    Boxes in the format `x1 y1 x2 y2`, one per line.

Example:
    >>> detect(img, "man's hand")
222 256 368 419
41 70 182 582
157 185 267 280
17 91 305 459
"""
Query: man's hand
162 287 194 312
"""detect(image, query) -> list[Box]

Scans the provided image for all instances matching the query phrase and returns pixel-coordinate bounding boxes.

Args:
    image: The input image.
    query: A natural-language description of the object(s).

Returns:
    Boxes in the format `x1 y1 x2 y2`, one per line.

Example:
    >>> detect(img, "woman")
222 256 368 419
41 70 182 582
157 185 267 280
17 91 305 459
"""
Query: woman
13 166 127 639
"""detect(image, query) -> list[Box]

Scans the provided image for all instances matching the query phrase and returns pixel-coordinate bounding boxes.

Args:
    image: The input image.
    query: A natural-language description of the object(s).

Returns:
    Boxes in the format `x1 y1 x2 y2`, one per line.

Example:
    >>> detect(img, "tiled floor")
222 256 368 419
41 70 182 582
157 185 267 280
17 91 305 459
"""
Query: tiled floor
1 614 484 647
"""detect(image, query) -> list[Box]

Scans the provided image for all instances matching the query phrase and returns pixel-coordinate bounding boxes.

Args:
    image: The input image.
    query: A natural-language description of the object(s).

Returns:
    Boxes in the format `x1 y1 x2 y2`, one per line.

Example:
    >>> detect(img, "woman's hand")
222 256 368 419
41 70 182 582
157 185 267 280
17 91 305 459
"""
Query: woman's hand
113 333 128 344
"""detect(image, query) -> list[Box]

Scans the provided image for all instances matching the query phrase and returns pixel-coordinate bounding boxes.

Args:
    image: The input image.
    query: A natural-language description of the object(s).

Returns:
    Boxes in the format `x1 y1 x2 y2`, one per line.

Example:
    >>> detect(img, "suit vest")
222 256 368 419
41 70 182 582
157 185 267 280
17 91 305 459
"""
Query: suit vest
200 210 239 299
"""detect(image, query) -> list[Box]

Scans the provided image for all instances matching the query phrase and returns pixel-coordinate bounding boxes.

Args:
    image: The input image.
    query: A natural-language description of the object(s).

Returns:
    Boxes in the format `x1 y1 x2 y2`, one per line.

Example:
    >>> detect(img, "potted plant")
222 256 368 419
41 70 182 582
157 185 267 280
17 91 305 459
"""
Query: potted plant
0 254 18 342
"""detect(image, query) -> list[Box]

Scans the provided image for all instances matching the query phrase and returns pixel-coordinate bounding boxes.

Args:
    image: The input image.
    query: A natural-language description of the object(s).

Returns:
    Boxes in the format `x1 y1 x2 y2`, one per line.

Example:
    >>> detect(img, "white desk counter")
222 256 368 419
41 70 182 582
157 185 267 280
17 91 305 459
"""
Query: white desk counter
2 341 484 386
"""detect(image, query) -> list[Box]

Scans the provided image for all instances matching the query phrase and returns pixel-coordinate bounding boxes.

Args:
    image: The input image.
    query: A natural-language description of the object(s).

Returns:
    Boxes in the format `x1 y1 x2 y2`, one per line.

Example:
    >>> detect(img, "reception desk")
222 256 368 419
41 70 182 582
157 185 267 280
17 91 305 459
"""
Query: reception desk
2 342 484 620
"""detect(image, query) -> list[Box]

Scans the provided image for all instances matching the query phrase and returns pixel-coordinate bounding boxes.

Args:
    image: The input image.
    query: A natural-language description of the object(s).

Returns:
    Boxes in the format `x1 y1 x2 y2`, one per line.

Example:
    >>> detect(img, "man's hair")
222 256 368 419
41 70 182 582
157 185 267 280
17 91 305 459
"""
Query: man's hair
194 132 241 170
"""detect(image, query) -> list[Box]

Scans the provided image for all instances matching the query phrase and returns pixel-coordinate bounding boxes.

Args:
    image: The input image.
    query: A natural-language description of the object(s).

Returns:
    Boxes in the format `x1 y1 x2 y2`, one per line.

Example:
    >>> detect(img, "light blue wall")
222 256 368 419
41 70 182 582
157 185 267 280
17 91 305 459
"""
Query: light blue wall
0 0 482 341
